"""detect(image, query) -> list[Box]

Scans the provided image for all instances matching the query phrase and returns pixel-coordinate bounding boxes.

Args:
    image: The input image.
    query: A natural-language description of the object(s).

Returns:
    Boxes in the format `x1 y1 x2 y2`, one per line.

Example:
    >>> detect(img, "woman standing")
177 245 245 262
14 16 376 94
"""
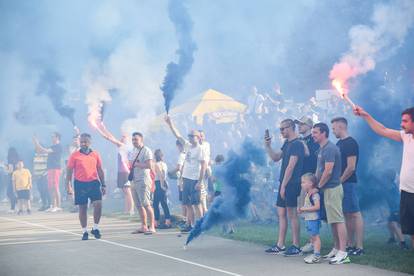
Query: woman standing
153 149 171 228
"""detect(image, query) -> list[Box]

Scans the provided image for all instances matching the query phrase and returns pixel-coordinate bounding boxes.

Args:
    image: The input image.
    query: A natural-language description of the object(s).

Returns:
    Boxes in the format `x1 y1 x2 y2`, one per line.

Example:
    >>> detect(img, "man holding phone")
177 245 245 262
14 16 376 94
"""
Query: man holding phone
264 119 305 256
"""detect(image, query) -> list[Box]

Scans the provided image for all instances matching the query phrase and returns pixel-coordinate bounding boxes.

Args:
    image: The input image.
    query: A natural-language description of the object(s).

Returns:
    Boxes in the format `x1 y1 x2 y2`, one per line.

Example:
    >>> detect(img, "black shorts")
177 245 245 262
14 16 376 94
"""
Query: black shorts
17 190 30 200
276 182 301 208
178 190 183 202
388 211 400 223
400 190 414 235
182 178 200 206
74 180 102 205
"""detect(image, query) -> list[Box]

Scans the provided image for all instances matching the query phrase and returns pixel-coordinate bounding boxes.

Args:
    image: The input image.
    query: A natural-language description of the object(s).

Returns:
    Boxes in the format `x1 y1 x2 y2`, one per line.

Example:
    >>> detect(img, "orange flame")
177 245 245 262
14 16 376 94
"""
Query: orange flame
331 79 346 98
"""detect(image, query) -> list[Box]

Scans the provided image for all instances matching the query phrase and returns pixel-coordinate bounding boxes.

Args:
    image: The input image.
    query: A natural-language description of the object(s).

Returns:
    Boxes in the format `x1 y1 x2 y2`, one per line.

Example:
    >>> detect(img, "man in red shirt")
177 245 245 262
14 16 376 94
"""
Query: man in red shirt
66 133 106 240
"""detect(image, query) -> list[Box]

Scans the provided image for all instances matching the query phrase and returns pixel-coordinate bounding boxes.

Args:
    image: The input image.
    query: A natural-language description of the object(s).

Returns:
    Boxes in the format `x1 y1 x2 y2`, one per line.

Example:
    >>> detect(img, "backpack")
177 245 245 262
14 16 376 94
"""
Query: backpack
309 191 327 221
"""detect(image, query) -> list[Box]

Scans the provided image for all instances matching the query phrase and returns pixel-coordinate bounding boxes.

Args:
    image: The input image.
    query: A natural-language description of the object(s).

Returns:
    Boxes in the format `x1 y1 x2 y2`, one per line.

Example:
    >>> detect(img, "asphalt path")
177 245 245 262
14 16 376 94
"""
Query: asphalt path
0 209 408 276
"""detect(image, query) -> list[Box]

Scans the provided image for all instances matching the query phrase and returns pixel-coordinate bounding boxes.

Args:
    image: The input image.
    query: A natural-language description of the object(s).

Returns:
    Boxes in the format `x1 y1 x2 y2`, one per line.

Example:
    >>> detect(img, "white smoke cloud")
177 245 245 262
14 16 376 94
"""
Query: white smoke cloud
330 0 414 85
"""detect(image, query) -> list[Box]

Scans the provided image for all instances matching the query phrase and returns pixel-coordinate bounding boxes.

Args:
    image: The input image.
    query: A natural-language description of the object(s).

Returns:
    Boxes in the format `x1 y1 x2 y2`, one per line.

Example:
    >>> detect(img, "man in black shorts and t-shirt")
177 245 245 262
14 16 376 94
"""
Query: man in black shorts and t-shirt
265 119 305 256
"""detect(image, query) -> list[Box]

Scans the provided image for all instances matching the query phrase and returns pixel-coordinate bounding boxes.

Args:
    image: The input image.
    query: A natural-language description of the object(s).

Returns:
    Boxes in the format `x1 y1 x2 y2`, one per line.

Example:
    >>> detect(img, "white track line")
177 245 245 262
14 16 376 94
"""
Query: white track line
0 217 242 276
0 239 79 246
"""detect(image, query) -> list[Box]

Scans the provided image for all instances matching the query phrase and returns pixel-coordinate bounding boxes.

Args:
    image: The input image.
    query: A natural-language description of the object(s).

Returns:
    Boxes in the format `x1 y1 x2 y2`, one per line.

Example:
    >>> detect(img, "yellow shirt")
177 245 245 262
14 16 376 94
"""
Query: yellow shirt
12 169 32 191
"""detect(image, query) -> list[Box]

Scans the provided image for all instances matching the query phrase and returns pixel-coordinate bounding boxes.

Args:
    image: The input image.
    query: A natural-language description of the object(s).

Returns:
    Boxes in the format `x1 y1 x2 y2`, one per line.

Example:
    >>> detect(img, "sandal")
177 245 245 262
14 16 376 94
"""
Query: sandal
131 228 147 234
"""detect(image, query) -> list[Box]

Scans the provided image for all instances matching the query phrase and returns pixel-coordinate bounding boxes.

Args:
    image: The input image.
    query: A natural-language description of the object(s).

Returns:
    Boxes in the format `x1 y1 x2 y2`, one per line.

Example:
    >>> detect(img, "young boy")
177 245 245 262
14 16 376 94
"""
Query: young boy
12 160 32 215
299 173 321 264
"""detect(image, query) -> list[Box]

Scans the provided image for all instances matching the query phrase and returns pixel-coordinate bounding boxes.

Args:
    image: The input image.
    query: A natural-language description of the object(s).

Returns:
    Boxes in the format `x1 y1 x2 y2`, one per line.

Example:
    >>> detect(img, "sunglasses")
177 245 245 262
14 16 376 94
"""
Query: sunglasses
279 126 291 131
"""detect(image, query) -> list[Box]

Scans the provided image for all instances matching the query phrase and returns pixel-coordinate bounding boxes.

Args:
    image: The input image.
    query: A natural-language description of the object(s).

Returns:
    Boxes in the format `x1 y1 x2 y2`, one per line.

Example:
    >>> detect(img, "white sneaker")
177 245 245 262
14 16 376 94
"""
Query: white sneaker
50 207 58 213
54 207 63 212
301 242 314 254
45 207 54 212
304 254 321 264
323 248 338 260
7 209 15 214
329 251 351 265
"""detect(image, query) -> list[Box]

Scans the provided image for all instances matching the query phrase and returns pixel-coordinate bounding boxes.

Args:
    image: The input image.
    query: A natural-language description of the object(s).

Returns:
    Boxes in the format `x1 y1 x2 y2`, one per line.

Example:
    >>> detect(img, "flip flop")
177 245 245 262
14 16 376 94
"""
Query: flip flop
131 229 146 234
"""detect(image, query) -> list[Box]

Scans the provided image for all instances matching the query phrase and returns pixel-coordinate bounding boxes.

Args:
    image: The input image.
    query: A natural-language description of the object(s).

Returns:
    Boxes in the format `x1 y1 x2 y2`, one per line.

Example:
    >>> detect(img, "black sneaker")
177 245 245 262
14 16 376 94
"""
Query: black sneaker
400 242 409 250
350 248 364 256
27 209 31 215
265 245 286 254
283 245 302 257
180 225 193 233
91 229 101 239
346 246 356 254
82 232 89 240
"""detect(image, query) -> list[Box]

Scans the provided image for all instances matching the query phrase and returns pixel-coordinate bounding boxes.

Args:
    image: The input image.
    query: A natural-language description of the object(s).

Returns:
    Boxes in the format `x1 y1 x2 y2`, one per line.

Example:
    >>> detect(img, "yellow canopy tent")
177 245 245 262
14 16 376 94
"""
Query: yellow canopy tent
150 89 247 131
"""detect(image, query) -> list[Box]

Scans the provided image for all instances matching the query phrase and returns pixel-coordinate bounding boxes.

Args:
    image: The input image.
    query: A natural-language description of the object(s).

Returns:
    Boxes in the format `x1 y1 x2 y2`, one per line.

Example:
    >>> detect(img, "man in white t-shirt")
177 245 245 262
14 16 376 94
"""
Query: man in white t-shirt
199 130 211 215
165 116 207 233
175 139 187 221
354 106 414 246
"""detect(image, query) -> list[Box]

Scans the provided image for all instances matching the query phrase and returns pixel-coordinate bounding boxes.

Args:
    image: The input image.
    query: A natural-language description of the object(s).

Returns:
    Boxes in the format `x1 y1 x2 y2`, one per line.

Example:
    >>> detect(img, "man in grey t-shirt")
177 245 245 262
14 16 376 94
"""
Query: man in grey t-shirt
312 123 349 265
129 132 155 234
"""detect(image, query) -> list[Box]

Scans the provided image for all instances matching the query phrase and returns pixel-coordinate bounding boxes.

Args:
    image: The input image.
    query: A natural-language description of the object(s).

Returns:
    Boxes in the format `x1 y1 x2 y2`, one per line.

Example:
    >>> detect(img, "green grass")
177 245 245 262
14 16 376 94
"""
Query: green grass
100 198 414 274
210 222 414 275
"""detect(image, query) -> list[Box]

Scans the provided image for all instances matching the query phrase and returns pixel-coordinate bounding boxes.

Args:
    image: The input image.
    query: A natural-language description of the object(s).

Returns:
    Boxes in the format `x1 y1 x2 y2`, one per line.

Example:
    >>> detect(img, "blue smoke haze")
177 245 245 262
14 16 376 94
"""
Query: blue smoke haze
186 140 266 245
161 0 197 112
0 1 412 213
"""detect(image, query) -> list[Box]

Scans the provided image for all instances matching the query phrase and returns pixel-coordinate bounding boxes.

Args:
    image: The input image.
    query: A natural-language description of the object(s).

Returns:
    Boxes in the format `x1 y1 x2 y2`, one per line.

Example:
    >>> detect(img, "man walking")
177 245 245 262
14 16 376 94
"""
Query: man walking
265 119 305 256
66 133 106 240
331 117 364 256
312 123 349 264
354 106 414 247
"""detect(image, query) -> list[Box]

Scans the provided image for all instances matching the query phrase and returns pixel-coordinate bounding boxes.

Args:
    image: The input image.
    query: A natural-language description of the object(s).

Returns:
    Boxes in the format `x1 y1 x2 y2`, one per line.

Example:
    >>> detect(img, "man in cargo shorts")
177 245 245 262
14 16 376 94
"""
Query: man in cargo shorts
312 123 349 265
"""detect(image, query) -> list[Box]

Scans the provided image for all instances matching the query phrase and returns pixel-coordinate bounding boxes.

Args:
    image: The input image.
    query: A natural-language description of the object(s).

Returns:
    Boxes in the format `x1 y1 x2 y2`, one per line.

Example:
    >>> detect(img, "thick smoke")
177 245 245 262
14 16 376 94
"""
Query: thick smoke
161 0 197 113
37 69 76 126
329 0 414 90
186 140 266 245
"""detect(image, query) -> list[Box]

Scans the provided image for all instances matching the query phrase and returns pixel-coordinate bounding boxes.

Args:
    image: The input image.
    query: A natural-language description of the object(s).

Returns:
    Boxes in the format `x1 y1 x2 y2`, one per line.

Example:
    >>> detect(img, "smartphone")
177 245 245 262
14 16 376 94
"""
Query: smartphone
265 129 270 140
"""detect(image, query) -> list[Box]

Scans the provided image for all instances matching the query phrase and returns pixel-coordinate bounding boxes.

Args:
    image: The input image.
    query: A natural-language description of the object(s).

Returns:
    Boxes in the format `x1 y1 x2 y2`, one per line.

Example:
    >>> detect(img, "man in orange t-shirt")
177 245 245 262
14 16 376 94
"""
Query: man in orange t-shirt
66 133 106 241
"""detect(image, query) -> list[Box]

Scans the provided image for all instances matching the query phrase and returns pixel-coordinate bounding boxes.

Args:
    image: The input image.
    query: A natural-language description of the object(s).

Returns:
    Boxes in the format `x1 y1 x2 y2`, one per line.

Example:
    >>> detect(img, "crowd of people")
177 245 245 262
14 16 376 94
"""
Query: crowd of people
0 89 412 266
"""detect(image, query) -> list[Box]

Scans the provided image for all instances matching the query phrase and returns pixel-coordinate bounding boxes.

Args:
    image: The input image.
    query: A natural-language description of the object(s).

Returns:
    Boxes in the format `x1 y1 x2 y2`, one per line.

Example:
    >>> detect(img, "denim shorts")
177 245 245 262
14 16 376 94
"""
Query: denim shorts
305 220 321 237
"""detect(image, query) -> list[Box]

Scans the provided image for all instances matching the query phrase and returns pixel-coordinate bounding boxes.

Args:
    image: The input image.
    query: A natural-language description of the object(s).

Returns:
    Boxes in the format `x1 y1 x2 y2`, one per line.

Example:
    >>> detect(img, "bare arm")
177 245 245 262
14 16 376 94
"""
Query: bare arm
301 197 320 212
280 156 298 189
354 106 401 142
340 156 357 184
66 168 73 191
96 121 124 147
264 140 283 162
198 160 207 183
33 137 53 154
165 115 183 140
97 166 105 186
318 162 334 189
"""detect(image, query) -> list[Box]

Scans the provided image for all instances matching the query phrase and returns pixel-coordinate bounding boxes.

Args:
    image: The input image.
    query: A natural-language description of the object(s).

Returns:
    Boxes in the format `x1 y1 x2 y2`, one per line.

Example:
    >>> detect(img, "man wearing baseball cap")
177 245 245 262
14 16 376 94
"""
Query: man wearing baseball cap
295 116 319 174
165 116 207 233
